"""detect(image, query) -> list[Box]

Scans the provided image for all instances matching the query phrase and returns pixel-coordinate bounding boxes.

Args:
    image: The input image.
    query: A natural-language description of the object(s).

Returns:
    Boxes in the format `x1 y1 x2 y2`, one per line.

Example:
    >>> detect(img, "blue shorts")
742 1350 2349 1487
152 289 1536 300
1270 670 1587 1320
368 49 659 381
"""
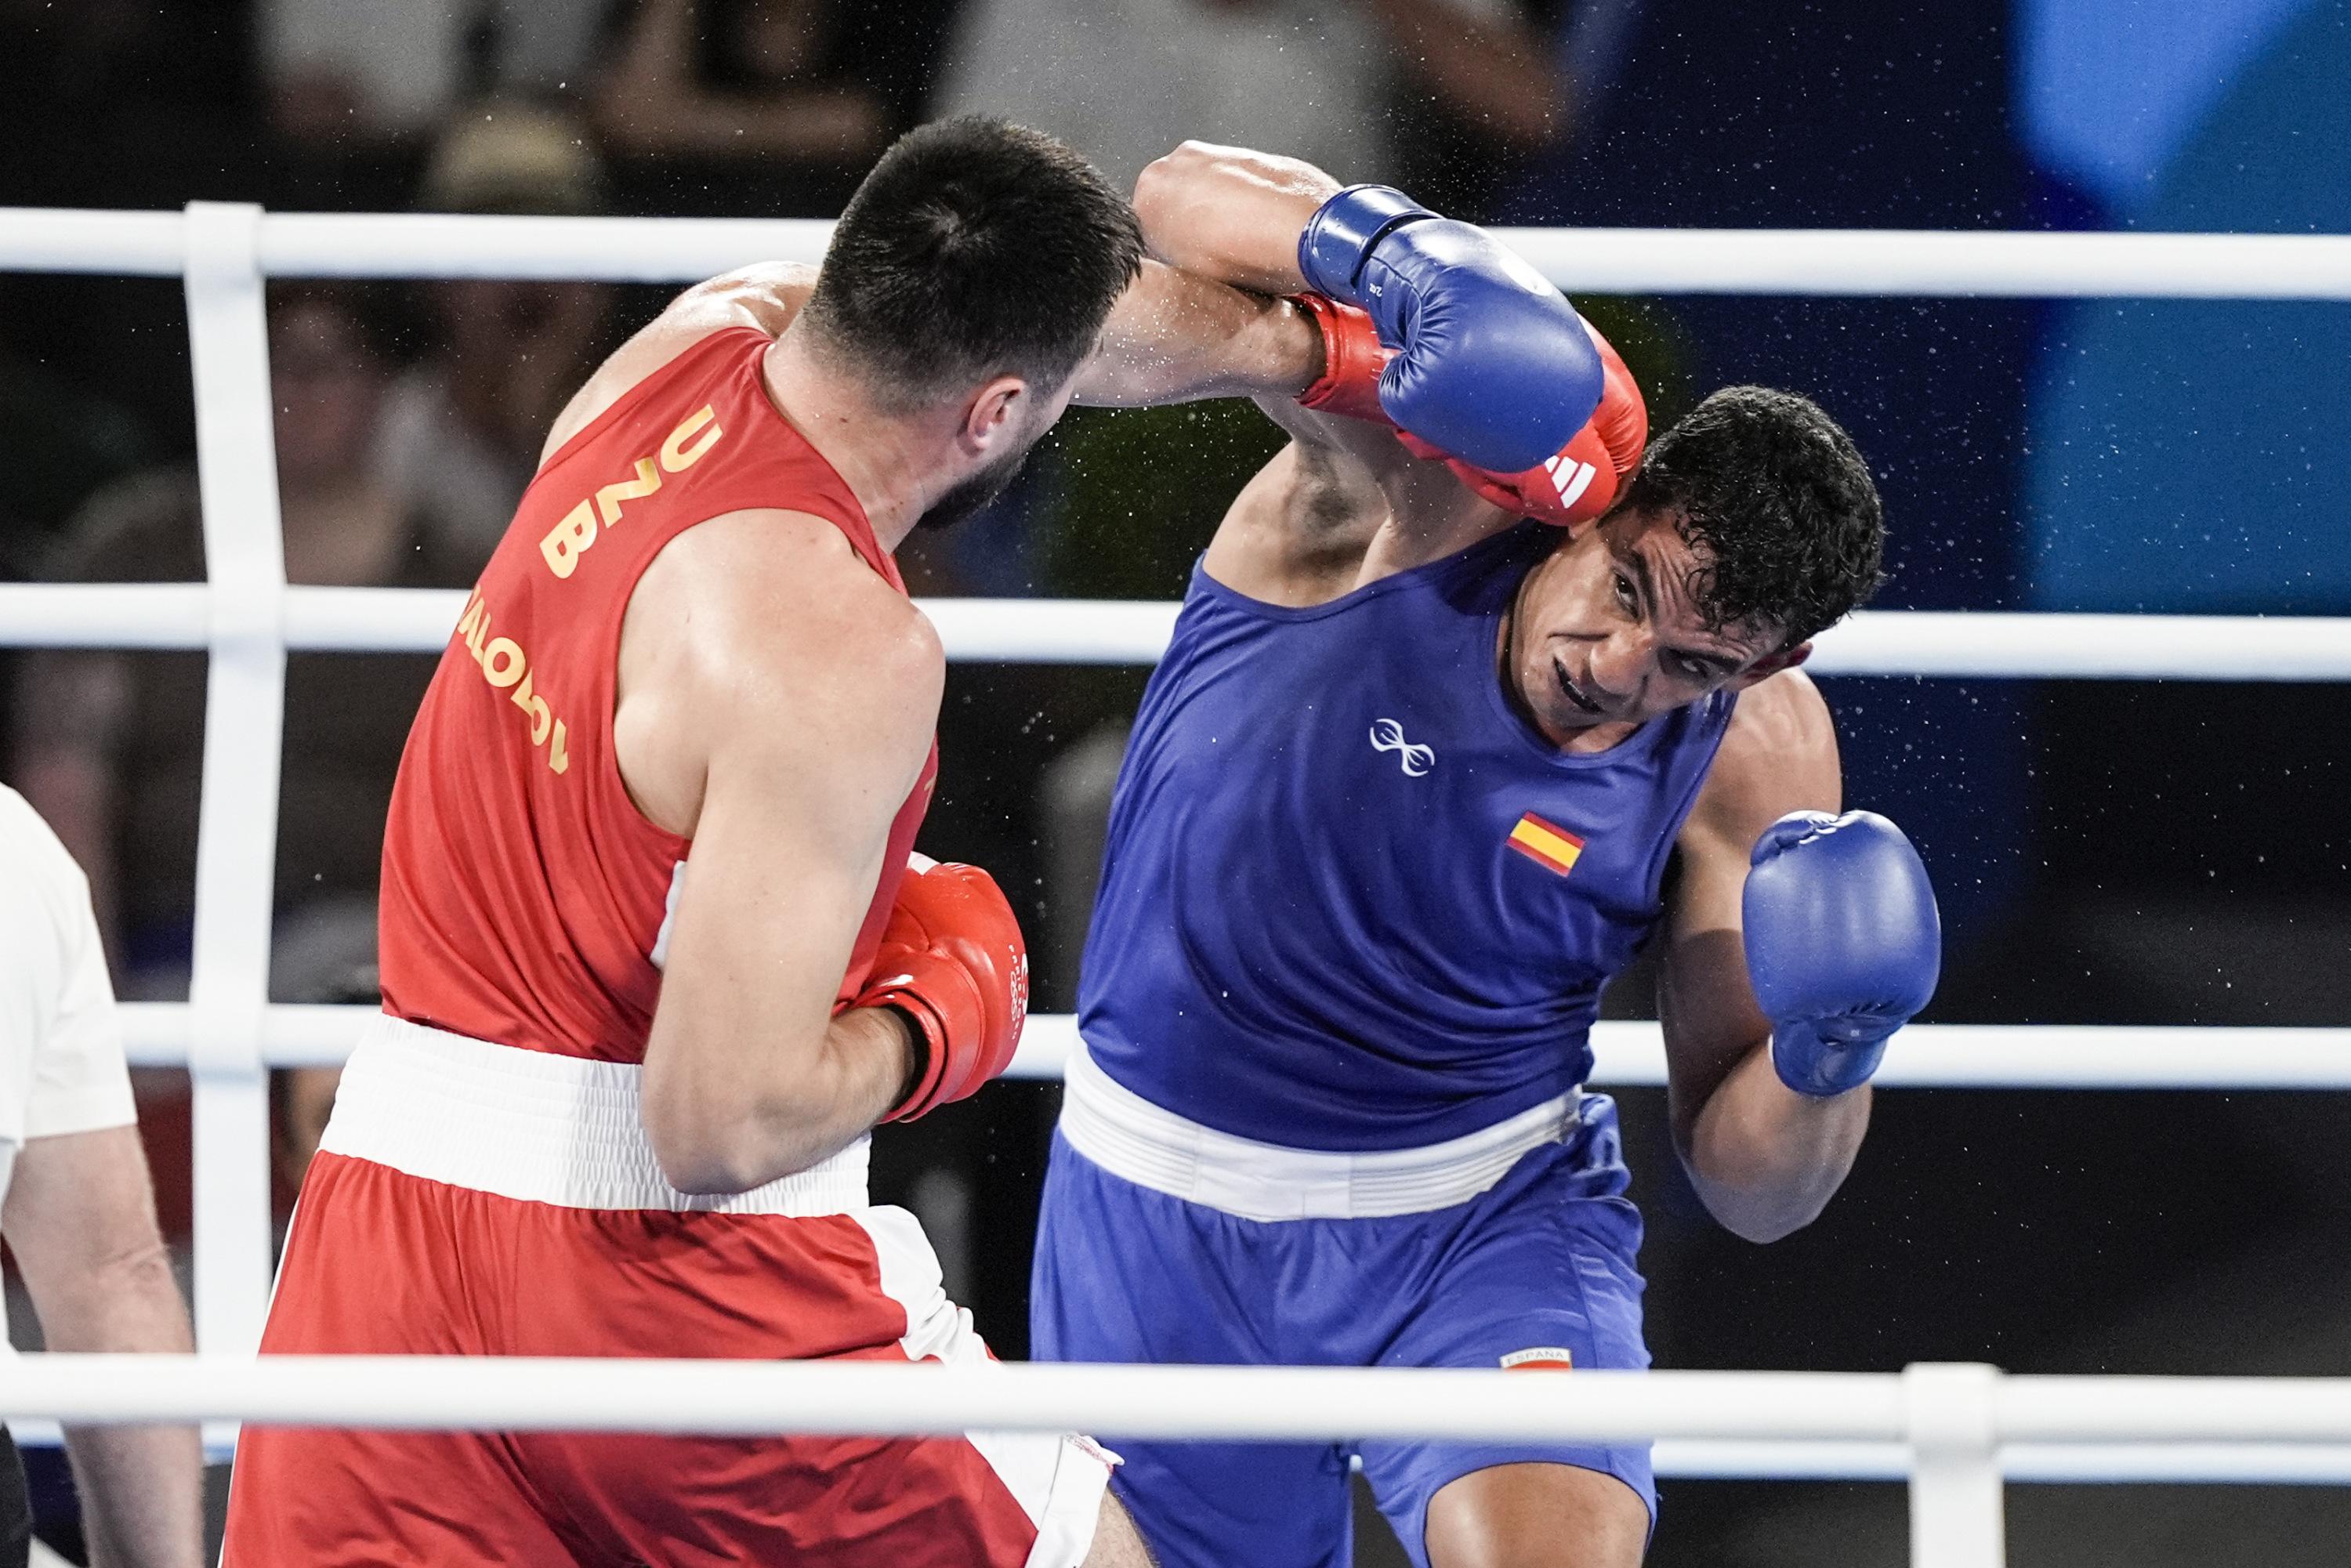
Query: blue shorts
1029 1097 1654 1568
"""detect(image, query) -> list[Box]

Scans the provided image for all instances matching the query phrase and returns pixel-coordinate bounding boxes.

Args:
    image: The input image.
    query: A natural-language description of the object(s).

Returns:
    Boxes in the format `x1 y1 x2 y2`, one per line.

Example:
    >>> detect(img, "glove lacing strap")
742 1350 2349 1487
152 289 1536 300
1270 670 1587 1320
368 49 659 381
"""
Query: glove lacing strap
879 1002 937 1121
1297 183 1439 296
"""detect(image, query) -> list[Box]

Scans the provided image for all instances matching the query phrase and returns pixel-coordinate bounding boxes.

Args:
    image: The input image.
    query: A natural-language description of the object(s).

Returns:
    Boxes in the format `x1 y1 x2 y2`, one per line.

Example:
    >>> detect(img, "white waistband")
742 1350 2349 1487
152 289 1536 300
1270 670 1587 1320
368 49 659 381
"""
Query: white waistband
1057 1038 1578 1222
320 1015 869 1215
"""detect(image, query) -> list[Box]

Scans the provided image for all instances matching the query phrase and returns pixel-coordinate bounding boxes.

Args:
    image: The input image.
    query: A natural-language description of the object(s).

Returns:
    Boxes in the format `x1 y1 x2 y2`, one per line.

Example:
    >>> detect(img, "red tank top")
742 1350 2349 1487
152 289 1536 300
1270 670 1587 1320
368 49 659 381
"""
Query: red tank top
379 327 936 1062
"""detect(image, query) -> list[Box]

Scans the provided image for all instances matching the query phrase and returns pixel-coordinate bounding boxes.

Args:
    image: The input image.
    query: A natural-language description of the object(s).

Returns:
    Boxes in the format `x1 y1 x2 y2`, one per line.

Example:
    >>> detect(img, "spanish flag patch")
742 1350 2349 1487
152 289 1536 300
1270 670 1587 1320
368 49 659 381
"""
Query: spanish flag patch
1506 813 1585 876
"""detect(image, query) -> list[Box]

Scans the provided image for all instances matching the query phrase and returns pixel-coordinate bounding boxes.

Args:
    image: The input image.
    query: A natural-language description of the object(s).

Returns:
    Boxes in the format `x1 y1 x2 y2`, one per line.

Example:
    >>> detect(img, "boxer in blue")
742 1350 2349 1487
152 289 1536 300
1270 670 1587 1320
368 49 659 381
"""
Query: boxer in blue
1031 143 1940 1568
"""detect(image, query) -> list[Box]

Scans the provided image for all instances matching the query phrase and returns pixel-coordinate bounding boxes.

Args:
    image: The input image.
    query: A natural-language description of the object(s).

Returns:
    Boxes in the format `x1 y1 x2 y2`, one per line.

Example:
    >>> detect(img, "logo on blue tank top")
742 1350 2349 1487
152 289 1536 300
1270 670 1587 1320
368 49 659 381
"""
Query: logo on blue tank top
1079 524 1738 1152
1367 717 1436 777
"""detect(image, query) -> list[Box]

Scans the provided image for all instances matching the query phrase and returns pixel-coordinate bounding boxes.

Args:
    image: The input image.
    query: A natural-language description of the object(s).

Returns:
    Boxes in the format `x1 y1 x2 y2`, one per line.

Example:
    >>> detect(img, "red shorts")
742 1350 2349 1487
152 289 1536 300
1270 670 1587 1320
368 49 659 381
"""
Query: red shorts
220 1018 1113 1568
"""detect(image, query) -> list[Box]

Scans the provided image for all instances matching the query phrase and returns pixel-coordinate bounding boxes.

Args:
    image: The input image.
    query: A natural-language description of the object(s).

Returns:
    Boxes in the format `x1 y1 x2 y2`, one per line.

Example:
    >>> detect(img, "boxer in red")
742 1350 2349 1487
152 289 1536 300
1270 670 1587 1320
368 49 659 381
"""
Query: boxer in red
220 118 1334 1568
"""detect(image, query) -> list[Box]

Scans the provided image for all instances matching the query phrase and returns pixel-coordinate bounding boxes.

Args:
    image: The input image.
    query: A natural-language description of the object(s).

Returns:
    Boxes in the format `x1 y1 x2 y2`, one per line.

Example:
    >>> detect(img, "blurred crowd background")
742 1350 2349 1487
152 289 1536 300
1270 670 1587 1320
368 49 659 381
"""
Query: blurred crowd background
3 0 2349 1563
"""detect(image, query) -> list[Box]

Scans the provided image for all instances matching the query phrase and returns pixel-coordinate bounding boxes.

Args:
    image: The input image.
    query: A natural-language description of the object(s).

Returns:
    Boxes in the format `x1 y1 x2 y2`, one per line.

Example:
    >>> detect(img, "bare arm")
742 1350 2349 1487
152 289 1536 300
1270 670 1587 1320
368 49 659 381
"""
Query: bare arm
632 512 940 1193
548 251 1320 463
1657 669 1869 1243
1132 142 1344 296
3 1124 202 1568
1073 260 1322 408
1134 139 1521 597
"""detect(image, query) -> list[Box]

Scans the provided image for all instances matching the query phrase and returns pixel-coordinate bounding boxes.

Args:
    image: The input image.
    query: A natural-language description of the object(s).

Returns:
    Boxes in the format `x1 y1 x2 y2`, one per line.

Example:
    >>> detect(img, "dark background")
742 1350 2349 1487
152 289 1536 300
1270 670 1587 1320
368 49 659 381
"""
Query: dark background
3 1 2347 1563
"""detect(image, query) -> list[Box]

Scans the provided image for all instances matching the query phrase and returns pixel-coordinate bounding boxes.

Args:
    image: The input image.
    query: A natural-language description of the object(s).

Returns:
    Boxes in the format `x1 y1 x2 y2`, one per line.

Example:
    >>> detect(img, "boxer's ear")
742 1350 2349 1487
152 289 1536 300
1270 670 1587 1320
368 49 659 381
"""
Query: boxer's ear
1732 640 1811 690
958 375 1027 454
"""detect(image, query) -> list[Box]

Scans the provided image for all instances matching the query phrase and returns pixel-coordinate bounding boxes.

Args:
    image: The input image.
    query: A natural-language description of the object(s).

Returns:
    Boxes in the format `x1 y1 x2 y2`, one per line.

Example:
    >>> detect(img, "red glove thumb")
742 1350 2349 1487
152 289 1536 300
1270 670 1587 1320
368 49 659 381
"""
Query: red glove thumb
1400 320 1647 531
1295 294 1392 425
857 859 1029 1122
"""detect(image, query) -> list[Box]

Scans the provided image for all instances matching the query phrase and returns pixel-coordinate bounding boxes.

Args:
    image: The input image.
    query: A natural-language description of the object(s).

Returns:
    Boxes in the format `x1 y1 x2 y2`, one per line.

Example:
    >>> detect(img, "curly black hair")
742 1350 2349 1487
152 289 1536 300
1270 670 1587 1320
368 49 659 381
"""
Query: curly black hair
1619 386 1885 647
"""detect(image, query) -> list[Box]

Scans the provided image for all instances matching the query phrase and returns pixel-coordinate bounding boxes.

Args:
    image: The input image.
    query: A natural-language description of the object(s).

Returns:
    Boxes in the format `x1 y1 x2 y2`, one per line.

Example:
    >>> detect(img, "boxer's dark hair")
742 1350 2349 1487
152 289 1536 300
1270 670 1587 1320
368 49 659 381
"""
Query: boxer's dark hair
1621 386 1885 647
802 117 1143 411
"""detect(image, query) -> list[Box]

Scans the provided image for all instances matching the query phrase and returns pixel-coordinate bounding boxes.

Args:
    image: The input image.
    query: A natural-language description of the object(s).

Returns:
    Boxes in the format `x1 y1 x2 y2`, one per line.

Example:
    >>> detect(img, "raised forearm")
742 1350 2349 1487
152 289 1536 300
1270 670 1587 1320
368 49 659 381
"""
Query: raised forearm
1679 1038 1871 1244
1131 141 1343 295
1076 259 1322 407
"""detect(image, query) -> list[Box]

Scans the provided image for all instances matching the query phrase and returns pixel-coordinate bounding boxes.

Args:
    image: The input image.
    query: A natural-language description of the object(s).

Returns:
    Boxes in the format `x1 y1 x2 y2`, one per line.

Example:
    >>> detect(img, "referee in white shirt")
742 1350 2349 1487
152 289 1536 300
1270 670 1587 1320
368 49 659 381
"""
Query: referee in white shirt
1 787 201 1568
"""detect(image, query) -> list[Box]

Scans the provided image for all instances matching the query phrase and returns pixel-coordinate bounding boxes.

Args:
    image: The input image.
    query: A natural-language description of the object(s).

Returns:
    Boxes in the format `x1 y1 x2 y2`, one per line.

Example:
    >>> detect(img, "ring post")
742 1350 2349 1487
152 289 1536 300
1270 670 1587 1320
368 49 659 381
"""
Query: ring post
1906 1362 2005 1568
182 200 288 1358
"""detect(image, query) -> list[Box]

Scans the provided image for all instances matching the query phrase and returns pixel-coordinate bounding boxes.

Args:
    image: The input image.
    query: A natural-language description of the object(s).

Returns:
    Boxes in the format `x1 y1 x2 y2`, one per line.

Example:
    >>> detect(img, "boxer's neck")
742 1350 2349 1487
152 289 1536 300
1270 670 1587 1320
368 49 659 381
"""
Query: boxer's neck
759 329 961 554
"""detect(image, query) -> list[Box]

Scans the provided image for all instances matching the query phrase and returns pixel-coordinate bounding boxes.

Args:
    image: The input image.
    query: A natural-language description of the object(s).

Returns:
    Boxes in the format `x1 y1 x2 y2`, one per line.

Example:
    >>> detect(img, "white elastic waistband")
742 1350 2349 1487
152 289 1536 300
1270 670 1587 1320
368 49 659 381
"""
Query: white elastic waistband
321 1015 869 1215
1057 1038 1577 1222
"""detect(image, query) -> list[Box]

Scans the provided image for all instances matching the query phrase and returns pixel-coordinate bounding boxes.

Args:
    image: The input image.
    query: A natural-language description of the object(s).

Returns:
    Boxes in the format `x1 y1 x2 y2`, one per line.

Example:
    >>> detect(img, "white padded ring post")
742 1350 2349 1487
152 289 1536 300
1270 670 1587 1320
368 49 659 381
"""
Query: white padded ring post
1907 1362 2006 1568
182 199 287 1358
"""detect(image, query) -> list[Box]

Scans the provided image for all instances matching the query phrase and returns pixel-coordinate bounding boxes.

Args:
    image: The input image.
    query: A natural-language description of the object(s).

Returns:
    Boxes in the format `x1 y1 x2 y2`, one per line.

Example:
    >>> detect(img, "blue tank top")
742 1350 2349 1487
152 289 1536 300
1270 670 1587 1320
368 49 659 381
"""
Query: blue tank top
1078 523 1736 1151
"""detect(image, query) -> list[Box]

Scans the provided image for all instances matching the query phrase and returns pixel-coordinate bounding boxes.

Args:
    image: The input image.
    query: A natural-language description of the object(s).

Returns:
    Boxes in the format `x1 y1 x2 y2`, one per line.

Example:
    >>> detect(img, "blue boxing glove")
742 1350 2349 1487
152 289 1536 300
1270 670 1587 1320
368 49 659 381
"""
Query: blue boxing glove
1742 810 1941 1098
1296 184 1602 473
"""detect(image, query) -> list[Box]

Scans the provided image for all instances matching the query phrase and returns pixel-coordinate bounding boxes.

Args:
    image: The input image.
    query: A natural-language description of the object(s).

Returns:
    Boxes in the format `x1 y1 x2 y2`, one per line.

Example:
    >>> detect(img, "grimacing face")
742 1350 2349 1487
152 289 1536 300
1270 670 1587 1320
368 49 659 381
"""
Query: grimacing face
1502 506 1807 748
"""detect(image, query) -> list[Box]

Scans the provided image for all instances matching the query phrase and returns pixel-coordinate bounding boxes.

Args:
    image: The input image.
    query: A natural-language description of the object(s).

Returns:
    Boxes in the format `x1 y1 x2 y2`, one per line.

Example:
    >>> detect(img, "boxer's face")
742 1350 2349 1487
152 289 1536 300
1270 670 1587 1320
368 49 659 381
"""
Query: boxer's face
1504 505 1806 744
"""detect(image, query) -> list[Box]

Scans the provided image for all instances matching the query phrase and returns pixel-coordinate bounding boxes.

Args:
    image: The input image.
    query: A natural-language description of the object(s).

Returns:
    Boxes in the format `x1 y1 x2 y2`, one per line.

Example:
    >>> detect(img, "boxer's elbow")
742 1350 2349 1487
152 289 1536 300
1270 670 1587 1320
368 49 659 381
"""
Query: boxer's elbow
654 1144 765 1198
1678 1129 1857 1244
642 1060 786 1196
1133 141 1217 208
1132 143 1219 255
1674 1108 1854 1244
1686 1170 1835 1244
644 1105 763 1196
1132 142 1299 260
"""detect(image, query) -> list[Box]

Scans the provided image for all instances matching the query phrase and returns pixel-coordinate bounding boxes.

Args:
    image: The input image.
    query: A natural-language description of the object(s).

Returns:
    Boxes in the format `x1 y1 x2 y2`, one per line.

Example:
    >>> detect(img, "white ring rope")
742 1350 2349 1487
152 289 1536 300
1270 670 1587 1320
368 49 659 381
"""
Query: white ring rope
9 207 2351 298
111 1005 2351 1090
13 1356 2351 1450
4 585 2350 680
16 1355 2351 1501
8 1417 2351 1489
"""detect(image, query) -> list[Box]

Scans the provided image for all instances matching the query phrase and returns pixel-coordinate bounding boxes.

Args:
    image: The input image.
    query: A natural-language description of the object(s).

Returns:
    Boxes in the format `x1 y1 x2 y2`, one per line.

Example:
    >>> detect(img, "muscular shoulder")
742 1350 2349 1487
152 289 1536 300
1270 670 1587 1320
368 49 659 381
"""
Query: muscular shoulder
617 510 937 837
1719 667 1835 773
659 509 940 718
1683 668 1841 858
539 264 820 466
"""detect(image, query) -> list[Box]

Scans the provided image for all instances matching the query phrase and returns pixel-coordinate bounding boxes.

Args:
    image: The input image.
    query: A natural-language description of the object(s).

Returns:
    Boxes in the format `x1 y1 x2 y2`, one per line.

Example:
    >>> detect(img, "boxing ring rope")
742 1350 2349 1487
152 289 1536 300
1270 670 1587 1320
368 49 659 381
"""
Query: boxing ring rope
9 582 2351 678
88 1006 2351 1090
16 1354 2351 1462
13 205 2351 296
8 203 2351 1568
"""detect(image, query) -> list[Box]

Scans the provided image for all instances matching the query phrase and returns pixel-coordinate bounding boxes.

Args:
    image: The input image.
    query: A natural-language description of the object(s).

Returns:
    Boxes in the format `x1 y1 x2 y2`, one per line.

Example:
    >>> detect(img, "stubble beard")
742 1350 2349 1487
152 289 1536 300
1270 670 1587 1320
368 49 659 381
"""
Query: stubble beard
917 442 1034 533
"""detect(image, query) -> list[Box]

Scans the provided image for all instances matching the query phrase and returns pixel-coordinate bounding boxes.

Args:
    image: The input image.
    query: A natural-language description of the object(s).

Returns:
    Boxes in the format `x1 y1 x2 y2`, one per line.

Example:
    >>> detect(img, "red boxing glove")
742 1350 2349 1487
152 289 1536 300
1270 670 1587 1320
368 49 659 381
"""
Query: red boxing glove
856 856 1030 1122
1297 294 1646 531
1296 292 1392 425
